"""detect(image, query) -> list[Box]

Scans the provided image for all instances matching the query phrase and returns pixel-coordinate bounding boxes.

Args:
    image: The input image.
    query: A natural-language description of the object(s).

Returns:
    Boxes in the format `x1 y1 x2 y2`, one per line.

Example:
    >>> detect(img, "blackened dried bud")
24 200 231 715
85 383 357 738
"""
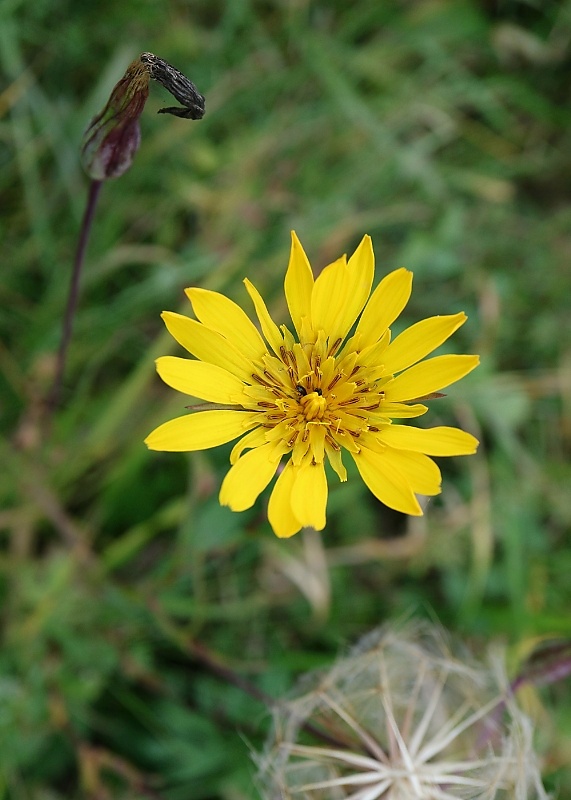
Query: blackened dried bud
81 57 151 180
80 53 205 180
140 52 205 120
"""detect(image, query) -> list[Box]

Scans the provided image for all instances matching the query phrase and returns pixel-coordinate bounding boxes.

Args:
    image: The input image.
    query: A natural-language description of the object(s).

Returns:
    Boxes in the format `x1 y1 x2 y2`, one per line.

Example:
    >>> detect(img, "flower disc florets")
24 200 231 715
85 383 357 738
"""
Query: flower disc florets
146 233 480 537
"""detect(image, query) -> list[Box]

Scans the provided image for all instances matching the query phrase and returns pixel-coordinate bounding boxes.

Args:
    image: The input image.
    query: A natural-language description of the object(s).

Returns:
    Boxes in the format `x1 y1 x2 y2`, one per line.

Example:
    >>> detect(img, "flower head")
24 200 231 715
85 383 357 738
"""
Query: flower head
81 56 151 180
257 624 548 799
145 233 479 537
81 53 205 180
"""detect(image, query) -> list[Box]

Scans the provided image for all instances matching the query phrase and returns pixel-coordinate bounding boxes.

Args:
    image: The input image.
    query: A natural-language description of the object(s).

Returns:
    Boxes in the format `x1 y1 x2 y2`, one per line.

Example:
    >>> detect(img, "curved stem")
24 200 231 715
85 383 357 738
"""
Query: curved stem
48 178 103 413
146 597 350 751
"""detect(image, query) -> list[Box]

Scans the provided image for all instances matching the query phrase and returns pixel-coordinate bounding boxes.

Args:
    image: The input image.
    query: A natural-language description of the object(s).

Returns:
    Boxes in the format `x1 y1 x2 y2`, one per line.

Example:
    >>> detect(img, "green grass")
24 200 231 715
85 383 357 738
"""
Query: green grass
2 0 571 796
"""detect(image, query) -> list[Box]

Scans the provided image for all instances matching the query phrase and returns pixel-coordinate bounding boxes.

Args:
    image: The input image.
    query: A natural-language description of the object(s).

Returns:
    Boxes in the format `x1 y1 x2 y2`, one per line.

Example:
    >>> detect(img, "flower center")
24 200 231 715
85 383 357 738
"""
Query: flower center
299 390 327 421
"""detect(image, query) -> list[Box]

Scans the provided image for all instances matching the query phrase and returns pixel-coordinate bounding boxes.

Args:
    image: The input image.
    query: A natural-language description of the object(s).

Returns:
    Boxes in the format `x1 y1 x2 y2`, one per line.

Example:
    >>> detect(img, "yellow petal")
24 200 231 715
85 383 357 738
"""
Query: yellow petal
355 267 413 348
145 410 256 451
381 313 467 375
345 234 375 330
383 354 480 402
352 446 423 515
284 231 314 339
185 287 267 363
268 462 302 538
290 461 328 531
230 427 268 464
310 254 348 340
383 448 442 496
376 402 428 419
379 425 479 456
156 356 245 403
325 442 347 481
219 444 280 511
310 235 375 345
243 278 284 355
161 312 253 382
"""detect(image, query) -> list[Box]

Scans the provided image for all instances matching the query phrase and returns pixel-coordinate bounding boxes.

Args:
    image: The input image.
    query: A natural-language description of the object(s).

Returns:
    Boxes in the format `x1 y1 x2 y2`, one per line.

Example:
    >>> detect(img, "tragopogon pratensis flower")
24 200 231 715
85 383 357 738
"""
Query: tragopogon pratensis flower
145 234 479 537
257 624 548 799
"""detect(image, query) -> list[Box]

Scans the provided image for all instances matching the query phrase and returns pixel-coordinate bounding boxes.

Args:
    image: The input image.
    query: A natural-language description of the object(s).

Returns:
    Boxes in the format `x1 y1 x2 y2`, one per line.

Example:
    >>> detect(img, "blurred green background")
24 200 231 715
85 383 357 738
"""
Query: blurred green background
2 0 571 796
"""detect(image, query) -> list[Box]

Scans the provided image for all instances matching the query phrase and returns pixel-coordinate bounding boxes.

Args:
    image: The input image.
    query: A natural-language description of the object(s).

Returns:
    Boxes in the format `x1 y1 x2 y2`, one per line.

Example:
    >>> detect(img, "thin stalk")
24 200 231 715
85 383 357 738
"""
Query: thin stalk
147 597 351 751
48 178 103 412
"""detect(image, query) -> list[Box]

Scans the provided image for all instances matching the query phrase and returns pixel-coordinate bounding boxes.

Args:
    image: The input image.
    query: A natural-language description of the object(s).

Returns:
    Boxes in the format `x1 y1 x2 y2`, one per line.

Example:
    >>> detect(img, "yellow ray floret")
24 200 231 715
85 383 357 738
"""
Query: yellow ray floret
145 232 480 537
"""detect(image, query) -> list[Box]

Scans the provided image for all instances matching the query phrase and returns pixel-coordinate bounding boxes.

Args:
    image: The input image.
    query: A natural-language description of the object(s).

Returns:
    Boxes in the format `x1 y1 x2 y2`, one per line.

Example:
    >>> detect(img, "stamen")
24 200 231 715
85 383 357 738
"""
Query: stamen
257 401 278 409
328 338 342 356
368 426 379 432
325 434 341 451
279 345 287 363
360 402 381 411
327 373 343 391
302 429 310 443
252 373 269 386
338 397 360 406
287 431 299 447
350 365 360 377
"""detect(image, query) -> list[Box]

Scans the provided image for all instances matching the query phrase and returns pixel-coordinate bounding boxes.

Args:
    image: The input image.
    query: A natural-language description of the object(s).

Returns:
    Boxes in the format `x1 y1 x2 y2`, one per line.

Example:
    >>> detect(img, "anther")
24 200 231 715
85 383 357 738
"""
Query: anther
327 374 343 391
287 431 299 447
328 338 342 356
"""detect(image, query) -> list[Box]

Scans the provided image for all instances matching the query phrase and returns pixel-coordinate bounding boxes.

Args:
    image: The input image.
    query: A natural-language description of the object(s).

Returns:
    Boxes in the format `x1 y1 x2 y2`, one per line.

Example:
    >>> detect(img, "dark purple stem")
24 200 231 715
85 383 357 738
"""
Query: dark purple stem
49 179 103 411
477 641 571 750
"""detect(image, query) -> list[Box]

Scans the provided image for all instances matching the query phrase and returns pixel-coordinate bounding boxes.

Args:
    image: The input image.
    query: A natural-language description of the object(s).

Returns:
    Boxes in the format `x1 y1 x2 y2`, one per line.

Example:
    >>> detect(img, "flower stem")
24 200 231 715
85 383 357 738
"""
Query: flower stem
147 596 349 750
48 178 103 412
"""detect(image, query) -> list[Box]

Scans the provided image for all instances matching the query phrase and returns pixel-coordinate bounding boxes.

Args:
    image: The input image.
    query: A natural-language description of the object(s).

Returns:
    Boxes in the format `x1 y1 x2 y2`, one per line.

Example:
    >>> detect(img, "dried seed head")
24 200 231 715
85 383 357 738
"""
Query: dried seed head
257 623 548 799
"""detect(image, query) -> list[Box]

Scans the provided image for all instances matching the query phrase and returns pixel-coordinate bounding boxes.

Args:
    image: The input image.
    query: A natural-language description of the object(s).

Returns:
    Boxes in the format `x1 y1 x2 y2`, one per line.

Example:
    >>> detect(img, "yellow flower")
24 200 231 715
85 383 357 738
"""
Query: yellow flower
145 233 479 537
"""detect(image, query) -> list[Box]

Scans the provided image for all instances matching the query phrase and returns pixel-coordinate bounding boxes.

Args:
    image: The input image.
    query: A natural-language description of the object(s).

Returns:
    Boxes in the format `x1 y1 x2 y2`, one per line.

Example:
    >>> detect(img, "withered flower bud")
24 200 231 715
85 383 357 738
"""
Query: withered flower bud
81 57 151 180
80 53 205 180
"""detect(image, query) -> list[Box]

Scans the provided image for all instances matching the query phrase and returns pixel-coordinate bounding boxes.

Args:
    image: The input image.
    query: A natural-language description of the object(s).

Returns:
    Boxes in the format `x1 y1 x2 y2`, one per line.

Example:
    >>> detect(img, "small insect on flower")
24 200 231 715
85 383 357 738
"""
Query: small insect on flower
145 233 480 538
